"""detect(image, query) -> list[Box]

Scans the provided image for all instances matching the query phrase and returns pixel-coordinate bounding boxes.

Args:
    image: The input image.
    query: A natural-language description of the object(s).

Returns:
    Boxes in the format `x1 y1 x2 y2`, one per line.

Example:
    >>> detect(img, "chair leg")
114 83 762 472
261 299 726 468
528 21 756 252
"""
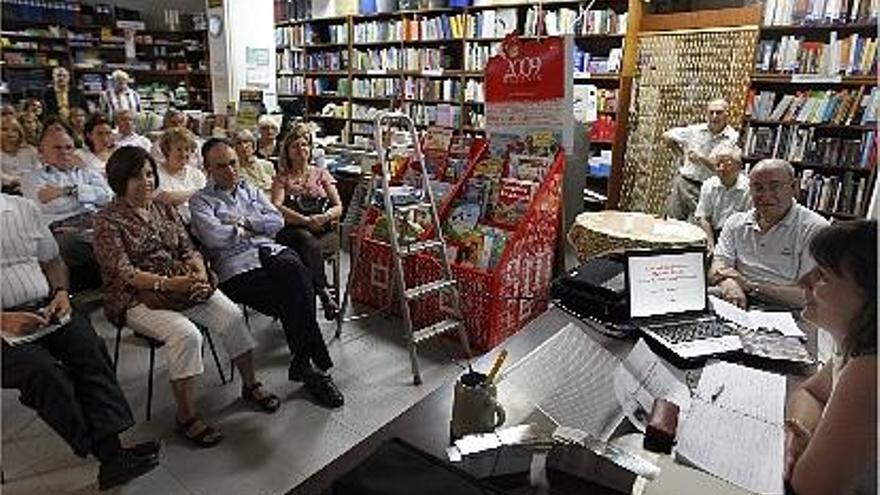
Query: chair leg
146 343 156 421
202 328 228 385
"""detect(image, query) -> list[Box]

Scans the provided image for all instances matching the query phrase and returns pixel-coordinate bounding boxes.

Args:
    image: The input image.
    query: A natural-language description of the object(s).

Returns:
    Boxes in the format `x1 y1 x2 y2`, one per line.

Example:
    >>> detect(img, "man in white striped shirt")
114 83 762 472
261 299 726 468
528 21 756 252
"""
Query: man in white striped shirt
1 193 160 490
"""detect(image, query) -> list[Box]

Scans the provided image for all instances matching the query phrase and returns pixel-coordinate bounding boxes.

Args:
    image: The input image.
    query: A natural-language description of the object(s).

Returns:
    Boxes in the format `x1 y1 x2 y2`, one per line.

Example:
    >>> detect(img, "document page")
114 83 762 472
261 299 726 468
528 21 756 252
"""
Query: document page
710 296 805 338
676 361 786 495
613 339 692 431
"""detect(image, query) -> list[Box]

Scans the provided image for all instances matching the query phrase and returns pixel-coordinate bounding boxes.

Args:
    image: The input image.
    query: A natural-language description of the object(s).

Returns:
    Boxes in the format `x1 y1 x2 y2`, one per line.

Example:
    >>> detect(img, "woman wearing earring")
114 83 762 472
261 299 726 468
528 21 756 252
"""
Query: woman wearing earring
271 123 341 320
785 220 876 495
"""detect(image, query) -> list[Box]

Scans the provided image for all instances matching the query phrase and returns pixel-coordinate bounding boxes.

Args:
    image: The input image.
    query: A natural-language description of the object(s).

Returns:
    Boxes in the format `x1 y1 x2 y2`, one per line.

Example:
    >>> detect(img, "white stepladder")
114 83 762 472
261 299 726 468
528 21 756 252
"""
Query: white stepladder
338 111 471 385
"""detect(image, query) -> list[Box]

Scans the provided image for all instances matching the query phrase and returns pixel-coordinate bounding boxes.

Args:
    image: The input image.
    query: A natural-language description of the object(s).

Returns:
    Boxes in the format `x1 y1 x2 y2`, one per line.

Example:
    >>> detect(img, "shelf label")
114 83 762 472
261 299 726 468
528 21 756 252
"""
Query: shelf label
574 72 592 79
421 69 443 77
790 74 842 83
367 69 387 75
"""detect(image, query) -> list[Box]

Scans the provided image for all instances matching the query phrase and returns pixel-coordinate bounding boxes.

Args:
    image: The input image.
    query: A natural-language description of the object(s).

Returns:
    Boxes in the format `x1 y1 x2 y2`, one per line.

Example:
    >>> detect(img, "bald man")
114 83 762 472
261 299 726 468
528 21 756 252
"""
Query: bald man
709 159 829 309
663 99 739 222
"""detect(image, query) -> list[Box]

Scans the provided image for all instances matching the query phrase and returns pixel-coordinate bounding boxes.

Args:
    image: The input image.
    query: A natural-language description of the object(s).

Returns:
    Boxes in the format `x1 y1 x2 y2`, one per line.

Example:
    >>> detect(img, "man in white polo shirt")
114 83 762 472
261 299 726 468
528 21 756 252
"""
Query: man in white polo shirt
112 109 151 151
663 98 739 222
694 143 751 253
709 158 829 308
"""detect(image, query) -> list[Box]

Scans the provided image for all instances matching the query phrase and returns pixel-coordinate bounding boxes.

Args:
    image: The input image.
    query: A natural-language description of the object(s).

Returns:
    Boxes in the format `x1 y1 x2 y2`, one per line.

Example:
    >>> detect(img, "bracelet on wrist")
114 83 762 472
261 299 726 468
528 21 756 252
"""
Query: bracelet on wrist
50 287 70 300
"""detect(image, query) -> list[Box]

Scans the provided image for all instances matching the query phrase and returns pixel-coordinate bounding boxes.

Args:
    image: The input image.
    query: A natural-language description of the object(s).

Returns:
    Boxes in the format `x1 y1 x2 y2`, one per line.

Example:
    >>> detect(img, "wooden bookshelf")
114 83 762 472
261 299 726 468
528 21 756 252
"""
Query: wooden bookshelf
745 2 878 219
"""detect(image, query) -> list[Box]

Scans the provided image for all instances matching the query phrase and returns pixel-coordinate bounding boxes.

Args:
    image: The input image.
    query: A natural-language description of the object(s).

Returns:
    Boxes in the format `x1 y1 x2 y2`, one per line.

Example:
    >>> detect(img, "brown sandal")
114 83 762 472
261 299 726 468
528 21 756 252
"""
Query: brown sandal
176 414 223 448
242 381 281 413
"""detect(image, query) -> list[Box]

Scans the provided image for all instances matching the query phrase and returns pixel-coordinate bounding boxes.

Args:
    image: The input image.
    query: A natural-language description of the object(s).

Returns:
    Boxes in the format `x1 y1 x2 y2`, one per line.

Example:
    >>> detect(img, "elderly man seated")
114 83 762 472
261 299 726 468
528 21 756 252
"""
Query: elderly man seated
1 193 159 490
22 123 113 292
189 138 344 409
709 158 829 308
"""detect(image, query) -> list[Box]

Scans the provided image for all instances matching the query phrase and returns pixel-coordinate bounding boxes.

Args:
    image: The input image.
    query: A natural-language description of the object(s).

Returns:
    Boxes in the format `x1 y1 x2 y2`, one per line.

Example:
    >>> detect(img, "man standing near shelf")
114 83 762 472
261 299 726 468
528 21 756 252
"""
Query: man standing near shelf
662 98 739 222
101 70 141 115
43 67 87 122
709 158 828 309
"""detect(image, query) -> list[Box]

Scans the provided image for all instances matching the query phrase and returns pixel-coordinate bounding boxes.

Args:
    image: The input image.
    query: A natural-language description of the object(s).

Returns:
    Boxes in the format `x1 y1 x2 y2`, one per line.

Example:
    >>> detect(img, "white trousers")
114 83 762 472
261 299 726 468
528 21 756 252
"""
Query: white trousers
125 290 255 380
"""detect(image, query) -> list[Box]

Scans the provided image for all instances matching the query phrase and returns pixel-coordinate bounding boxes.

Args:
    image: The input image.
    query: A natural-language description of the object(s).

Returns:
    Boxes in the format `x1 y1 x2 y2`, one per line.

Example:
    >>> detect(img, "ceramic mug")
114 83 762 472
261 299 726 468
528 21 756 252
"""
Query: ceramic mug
450 371 506 440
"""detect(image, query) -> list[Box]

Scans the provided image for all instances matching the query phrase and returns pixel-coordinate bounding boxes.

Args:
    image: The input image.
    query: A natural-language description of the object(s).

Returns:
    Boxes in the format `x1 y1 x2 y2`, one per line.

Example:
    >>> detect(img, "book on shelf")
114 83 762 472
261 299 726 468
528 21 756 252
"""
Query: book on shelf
764 0 879 25
798 169 868 215
744 124 877 168
755 34 877 75
746 86 877 125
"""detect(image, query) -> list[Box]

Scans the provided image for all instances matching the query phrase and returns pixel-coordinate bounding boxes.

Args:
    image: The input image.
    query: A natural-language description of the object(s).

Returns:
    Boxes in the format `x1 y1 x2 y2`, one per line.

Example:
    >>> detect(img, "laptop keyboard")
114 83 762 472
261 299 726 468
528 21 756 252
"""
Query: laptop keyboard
648 319 738 345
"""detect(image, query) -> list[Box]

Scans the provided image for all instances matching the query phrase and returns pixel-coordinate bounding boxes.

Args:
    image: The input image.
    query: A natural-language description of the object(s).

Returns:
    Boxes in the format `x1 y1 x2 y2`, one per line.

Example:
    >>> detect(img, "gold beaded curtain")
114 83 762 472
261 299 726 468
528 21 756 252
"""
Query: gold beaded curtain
618 27 759 215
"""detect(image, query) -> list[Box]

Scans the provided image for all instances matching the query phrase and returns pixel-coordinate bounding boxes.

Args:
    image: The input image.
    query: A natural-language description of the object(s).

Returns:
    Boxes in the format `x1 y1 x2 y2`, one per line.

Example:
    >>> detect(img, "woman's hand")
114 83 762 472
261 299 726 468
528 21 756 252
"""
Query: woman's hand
783 426 811 481
1 311 48 337
306 214 326 232
164 275 196 294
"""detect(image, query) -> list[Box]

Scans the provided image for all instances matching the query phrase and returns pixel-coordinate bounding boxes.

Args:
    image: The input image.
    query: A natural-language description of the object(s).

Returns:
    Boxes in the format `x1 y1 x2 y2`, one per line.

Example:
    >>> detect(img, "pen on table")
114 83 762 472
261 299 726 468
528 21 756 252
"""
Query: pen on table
486 349 508 384
711 384 725 403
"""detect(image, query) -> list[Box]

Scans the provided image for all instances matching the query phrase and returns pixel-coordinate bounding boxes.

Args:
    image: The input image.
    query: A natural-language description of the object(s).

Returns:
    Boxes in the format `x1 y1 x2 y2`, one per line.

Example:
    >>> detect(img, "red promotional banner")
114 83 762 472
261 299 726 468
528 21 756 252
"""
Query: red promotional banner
485 34 566 103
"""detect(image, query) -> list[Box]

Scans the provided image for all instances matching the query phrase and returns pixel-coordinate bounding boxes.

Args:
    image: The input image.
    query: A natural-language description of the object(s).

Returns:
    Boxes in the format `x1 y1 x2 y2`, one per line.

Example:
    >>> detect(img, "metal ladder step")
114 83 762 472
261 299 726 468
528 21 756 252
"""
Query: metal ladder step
404 279 456 300
394 201 432 214
413 319 462 344
399 239 444 256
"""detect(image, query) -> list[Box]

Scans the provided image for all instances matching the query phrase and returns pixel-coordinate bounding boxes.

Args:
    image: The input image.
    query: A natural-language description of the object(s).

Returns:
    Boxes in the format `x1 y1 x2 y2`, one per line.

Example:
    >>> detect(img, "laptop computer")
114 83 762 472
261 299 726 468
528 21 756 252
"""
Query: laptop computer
624 247 743 360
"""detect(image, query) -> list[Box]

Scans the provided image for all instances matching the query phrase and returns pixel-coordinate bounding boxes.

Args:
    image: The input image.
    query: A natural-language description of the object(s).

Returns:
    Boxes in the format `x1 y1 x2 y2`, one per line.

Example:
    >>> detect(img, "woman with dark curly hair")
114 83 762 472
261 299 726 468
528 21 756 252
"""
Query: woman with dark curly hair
785 220 876 495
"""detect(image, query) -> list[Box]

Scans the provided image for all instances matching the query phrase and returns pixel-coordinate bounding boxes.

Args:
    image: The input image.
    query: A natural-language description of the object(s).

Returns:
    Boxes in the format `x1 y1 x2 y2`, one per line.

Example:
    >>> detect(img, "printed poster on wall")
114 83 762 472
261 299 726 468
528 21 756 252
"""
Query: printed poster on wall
484 34 574 153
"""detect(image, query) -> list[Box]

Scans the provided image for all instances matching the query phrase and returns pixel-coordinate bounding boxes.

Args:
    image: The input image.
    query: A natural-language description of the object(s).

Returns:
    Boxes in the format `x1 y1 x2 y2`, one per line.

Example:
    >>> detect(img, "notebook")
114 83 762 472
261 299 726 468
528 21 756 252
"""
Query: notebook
624 247 742 360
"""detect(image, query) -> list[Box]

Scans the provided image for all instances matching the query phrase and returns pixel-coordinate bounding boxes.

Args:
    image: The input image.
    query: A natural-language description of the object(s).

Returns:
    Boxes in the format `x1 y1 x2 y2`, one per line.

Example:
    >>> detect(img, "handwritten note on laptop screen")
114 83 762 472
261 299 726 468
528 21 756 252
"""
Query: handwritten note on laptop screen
627 251 706 318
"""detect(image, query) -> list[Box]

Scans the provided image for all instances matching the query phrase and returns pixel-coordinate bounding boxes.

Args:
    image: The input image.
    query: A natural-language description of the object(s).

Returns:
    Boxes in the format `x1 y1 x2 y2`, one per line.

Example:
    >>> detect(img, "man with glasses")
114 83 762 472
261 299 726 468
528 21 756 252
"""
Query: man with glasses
189 138 344 409
22 124 113 292
709 159 829 309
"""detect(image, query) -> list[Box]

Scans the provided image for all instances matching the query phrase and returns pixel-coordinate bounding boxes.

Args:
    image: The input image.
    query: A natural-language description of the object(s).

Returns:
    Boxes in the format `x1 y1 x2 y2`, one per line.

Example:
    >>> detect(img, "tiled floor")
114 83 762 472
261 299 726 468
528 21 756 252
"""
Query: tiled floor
1 252 468 495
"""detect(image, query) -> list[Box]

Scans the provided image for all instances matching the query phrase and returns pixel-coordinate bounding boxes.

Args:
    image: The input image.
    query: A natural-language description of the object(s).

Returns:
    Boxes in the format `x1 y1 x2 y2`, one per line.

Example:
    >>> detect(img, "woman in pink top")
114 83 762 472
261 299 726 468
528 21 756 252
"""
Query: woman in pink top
271 123 342 320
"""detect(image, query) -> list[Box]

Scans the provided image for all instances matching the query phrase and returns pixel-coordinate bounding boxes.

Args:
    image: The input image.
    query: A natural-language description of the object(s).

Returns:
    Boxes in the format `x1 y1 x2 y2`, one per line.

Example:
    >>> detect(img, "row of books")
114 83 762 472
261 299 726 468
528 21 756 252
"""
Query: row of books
522 7 627 36
744 125 877 168
465 42 499 71
403 102 461 128
464 80 485 103
351 77 461 102
275 23 348 47
763 0 878 26
573 48 623 75
277 74 304 95
277 48 304 72
466 108 485 129
747 86 879 125
352 15 466 43
351 47 451 72
755 34 877 75
306 51 348 71
799 170 870 216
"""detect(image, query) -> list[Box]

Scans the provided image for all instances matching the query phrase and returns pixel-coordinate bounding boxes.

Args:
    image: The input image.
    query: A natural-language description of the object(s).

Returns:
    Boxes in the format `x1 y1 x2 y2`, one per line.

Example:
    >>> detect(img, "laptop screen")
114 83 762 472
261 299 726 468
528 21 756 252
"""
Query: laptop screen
626 249 707 319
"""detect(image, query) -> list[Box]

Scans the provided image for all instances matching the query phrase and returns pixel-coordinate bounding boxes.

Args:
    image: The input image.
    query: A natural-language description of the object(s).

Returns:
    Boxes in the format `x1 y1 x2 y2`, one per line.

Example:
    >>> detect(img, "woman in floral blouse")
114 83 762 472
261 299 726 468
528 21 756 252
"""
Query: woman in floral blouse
93 146 280 448
271 123 342 320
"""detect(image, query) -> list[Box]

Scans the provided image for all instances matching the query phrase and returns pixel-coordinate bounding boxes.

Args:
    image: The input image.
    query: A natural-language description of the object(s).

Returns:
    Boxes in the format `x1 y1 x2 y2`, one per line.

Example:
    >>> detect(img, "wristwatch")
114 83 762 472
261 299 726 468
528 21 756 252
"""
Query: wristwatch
63 185 78 198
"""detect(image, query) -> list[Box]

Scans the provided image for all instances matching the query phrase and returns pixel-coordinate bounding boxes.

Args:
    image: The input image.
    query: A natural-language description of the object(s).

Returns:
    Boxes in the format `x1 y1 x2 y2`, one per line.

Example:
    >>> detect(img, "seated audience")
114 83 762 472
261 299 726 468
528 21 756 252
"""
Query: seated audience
1 116 41 194
1 192 160 490
785 220 876 495
154 127 206 223
151 109 202 169
191 139 344 409
271 124 342 320
1 104 18 119
19 110 42 146
21 97 43 120
709 159 828 308
93 146 281 449
233 129 275 193
76 113 116 175
101 70 141 114
113 109 151 151
256 115 280 162
693 143 751 253
22 124 113 292
662 98 739 222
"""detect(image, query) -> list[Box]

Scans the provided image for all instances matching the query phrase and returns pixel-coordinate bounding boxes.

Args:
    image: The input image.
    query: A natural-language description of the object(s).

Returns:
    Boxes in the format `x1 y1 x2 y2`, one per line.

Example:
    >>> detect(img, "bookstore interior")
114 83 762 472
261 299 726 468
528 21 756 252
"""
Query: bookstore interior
0 0 877 494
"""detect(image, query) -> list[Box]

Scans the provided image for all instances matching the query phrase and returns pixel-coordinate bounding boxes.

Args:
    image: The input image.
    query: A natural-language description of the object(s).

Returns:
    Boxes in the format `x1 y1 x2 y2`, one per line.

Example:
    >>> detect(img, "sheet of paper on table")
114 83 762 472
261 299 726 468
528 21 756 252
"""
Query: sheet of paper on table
710 296 804 338
613 339 692 432
676 360 786 495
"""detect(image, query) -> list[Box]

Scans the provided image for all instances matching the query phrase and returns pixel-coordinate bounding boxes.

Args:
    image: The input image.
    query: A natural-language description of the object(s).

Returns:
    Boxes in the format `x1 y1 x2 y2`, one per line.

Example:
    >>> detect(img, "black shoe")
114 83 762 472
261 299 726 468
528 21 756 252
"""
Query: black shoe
304 373 344 409
123 440 161 460
97 449 159 490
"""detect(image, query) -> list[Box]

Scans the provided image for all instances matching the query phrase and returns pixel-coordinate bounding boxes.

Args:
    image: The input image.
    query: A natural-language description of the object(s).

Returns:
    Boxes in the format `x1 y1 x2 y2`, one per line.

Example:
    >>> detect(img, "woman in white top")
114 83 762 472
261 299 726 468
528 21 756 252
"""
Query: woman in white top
1 116 41 194
153 127 205 223
786 220 876 495
76 113 116 175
